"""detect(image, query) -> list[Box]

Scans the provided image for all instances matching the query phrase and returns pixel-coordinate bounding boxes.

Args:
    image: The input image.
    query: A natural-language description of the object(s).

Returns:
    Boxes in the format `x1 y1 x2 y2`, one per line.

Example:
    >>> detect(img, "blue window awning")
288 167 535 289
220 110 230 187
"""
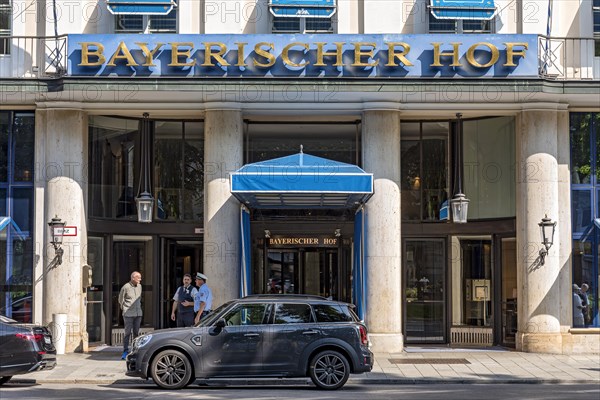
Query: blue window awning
230 152 373 209
430 0 496 20
107 0 176 15
269 0 336 18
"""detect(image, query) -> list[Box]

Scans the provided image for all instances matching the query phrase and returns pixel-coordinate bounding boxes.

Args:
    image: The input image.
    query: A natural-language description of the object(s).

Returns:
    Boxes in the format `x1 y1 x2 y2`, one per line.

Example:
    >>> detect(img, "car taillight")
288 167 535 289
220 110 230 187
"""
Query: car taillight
358 325 368 346
16 332 44 342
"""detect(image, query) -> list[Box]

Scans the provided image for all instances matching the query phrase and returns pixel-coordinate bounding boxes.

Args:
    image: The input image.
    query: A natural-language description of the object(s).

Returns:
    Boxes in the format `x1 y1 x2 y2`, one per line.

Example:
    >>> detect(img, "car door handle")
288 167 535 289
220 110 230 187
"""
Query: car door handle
244 333 260 337
302 330 319 335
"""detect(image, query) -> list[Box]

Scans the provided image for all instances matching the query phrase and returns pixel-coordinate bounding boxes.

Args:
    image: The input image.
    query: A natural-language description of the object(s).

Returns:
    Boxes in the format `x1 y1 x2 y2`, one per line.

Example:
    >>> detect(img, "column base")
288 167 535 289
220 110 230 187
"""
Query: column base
368 333 404 353
516 331 563 354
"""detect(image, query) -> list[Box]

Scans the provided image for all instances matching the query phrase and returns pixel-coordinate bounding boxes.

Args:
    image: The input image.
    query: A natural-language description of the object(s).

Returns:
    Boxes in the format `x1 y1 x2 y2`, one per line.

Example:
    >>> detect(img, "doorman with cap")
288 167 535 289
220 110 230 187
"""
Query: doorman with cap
194 272 213 324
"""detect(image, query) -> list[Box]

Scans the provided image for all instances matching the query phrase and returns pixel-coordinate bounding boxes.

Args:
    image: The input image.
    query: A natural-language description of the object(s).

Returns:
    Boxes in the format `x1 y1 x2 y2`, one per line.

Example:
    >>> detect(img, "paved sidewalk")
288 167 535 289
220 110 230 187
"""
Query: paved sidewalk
13 346 600 385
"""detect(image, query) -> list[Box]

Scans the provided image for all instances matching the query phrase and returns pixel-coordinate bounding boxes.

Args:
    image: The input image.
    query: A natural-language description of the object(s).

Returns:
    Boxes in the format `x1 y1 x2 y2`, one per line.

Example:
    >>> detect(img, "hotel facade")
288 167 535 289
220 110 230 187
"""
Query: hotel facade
1 0 599 354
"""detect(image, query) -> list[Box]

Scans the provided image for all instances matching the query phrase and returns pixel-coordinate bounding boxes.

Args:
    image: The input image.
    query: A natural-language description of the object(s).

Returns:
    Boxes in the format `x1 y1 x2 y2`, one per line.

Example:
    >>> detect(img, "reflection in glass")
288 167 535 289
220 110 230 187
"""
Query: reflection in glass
404 239 446 343
401 122 449 222
13 113 35 182
89 116 139 219
112 239 153 328
461 240 493 327
570 113 592 185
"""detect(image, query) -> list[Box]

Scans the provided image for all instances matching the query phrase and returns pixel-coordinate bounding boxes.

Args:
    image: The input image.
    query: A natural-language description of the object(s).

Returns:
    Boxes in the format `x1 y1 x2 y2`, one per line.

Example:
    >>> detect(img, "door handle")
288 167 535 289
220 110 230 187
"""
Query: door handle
244 333 259 337
302 330 319 335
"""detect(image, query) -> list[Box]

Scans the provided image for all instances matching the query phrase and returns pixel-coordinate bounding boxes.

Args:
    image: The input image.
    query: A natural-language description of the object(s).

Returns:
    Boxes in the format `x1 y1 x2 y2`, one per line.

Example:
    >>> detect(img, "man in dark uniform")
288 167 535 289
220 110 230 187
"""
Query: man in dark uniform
170 274 198 327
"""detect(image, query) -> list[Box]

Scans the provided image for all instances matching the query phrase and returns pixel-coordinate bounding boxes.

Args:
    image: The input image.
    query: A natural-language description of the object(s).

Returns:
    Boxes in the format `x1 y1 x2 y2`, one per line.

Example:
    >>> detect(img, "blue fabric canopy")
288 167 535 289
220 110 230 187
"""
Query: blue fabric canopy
107 0 176 15
269 0 336 18
430 0 496 20
230 152 373 209
352 208 367 321
239 207 252 298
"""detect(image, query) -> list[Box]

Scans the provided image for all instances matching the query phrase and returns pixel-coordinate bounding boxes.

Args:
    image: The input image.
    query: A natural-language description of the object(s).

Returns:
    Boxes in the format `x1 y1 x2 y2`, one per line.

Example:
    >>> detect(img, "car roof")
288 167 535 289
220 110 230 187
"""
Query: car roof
240 294 354 307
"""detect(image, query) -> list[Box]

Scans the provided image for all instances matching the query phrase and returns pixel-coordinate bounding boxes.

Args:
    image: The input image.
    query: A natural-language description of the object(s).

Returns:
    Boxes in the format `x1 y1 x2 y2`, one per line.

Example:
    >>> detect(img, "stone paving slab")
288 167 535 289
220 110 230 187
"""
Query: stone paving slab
9 346 600 385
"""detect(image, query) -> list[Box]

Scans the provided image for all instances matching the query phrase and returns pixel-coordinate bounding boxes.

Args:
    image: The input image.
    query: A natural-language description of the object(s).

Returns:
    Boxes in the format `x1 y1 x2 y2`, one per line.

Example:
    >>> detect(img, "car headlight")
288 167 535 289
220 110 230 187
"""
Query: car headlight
133 334 152 349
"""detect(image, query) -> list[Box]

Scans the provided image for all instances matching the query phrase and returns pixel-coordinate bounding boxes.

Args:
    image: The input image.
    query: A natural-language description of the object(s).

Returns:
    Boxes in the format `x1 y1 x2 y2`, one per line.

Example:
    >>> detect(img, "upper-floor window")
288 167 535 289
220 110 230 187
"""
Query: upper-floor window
269 0 336 33
272 16 334 33
0 0 10 55
428 14 494 34
113 1 178 33
594 0 600 56
428 0 496 33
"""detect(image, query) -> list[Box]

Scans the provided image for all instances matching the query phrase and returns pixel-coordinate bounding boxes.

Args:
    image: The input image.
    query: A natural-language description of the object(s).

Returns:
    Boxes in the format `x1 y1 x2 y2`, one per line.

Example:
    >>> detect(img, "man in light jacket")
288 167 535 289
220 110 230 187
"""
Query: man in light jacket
119 271 142 360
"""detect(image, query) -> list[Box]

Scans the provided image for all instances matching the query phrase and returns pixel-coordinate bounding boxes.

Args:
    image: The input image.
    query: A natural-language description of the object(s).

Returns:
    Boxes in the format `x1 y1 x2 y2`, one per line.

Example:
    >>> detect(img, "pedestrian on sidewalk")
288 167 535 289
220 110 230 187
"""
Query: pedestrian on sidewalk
193 272 213 324
572 284 585 328
171 273 198 327
119 271 143 360
579 283 590 326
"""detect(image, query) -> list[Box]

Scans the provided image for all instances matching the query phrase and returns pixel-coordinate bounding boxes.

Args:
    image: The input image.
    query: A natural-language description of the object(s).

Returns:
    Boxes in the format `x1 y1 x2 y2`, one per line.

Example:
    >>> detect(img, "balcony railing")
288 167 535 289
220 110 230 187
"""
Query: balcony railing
0 35 598 80
538 36 599 80
0 35 67 79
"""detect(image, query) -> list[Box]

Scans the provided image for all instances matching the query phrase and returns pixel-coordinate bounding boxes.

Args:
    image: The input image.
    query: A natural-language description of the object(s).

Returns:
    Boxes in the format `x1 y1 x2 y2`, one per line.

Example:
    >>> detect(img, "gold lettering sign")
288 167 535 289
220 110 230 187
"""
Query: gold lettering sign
235 42 248 67
504 42 528 67
314 42 345 67
385 42 413 67
282 42 310 68
202 42 230 67
107 41 138 67
267 237 338 246
168 42 196 67
135 42 164 67
465 42 499 68
352 42 379 67
78 42 106 66
253 42 276 68
430 42 462 67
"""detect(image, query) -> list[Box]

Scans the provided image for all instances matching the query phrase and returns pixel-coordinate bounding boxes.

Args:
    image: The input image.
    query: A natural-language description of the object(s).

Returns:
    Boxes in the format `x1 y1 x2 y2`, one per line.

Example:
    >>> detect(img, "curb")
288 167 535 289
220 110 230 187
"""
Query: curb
12 377 600 386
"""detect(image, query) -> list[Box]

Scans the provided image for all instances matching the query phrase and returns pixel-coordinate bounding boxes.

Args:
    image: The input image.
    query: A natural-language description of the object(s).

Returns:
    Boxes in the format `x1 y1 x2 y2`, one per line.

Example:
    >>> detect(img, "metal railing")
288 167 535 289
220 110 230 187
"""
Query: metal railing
0 35 67 79
538 35 599 80
0 35 598 80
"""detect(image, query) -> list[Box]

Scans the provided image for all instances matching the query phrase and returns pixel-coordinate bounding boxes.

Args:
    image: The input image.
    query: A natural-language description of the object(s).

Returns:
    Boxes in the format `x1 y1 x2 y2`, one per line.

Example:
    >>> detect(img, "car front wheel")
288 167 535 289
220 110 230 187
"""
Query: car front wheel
150 349 193 390
0 376 12 385
309 350 350 390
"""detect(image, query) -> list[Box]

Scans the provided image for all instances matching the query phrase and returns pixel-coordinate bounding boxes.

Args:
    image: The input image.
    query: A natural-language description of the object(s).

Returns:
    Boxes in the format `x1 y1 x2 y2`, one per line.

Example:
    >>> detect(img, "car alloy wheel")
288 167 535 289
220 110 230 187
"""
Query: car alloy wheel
150 349 193 390
309 350 350 390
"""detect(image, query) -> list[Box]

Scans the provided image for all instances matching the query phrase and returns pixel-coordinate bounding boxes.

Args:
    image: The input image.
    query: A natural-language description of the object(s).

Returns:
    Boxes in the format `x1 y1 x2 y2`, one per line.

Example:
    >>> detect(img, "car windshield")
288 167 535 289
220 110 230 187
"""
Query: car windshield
194 301 233 327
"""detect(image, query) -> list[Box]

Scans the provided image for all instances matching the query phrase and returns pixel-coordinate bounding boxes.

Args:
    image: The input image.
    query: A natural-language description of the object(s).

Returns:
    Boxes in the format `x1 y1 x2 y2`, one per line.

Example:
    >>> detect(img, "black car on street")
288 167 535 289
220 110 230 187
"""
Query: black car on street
126 295 373 390
0 315 57 384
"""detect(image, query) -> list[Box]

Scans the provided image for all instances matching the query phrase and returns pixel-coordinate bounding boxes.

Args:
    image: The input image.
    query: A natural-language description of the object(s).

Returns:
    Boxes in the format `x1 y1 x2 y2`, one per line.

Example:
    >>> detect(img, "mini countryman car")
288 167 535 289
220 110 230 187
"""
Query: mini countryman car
126 295 373 390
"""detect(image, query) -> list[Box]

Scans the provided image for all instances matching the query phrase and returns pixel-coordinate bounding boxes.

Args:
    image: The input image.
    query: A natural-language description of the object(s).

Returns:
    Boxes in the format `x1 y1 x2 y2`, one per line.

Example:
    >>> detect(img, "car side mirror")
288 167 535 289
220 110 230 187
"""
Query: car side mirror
215 318 226 328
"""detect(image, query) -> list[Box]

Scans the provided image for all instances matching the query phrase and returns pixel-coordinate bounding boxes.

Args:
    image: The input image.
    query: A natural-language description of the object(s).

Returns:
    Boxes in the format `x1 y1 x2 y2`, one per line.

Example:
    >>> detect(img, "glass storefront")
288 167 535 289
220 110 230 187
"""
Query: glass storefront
0 111 34 323
570 112 599 328
404 239 446 343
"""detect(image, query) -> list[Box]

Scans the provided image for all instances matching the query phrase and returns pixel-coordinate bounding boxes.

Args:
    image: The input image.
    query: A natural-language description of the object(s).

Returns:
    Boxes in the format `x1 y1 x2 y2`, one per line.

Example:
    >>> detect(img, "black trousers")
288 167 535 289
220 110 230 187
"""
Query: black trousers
177 312 195 327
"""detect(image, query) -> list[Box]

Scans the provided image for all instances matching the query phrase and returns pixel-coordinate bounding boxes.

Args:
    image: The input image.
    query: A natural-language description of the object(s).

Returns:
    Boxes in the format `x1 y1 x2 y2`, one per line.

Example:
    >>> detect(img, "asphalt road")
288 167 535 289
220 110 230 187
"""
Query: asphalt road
1 383 599 400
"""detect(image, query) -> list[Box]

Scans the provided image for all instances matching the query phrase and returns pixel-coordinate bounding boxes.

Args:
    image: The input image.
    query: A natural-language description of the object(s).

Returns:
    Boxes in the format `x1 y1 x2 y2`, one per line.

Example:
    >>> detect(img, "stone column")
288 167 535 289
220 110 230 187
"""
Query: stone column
203 108 243 307
516 108 566 353
362 109 403 353
38 108 88 353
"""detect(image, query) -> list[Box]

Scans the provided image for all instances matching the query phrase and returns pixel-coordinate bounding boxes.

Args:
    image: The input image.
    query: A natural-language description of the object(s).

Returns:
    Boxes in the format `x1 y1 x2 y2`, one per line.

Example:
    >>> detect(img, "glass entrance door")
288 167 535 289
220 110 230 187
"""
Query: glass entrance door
404 239 446 343
500 238 517 347
264 249 345 300
111 236 154 342
161 239 202 328
86 237 105 344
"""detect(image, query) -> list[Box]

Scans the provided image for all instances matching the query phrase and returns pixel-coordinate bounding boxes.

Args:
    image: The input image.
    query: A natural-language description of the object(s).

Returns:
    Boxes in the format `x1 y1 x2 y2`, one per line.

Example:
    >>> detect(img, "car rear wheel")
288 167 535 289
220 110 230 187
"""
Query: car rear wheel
309 350 350 390
150 349 193 390
0 376 12 385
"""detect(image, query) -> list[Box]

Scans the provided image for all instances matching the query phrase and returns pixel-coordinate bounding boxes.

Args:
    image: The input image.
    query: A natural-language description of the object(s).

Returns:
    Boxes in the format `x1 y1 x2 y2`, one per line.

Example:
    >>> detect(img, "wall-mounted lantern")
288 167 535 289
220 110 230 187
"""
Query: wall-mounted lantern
538 214 556 265
48 216 66 265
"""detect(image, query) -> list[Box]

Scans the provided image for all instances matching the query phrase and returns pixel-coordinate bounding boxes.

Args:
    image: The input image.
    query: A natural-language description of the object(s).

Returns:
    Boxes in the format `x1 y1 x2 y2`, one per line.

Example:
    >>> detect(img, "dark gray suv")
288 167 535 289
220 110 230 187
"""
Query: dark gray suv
126 295 373 390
